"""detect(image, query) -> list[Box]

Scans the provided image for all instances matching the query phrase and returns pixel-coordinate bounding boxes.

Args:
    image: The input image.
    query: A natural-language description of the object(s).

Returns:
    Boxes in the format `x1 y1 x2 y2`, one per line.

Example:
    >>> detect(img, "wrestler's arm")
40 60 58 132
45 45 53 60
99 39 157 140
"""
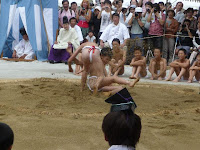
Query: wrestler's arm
118 50 127 67
176 59 190 68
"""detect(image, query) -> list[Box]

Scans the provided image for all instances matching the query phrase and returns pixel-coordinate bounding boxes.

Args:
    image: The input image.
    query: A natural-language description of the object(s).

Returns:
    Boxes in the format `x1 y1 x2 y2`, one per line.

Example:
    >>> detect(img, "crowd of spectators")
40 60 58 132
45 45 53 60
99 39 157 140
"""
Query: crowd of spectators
57 0 200 64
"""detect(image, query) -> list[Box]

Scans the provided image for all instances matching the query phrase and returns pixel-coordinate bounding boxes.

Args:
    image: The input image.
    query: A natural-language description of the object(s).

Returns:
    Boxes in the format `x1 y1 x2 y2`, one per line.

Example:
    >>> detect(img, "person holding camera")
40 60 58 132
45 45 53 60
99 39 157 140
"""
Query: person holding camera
112 0 123 13
119 4 129 27
185 8 198 31
147 3 165 50
97 0 114 39
128 7 144 48
176 19 195 57
76 0 92 39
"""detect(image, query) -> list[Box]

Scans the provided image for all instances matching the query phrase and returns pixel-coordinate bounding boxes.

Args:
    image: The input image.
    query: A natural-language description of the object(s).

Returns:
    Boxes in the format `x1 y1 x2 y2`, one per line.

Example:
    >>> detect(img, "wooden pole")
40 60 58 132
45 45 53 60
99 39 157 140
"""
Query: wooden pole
39 0 51 53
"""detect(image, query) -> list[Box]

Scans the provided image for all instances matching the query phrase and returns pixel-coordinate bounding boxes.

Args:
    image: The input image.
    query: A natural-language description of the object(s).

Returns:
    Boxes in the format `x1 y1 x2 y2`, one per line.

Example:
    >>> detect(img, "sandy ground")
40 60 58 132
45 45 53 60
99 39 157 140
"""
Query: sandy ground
0 60 200 150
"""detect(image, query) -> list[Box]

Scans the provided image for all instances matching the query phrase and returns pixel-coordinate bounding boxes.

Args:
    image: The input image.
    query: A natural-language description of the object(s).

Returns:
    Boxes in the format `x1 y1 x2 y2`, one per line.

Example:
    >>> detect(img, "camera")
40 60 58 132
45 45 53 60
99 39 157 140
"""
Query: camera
82 7 85 10
154 8 158 13
135 12 139 17
146 8 150 13
182 24 186 28
116 0 119 5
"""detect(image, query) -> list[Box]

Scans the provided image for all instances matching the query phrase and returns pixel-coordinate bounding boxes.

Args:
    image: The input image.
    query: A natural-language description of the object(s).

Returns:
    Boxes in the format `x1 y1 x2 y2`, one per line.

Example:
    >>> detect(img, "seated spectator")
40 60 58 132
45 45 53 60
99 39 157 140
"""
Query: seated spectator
163 9 179 63
98 0 114 38
102 88 141 150
70 2 78 17
176 19 195 57
185 8 197 31
48 17 79 63
147 3 165 50
86 31 96 43
129 47 147 79
174 2 185 24
166 49 190 82
100 13 130 48
76 0 92 38
69 17 84 43
108 38 126 76
59 0 75 28
12 27 35 60
188 54 200 83
128 7 144 47
90 6 101 43
149 48 167 80
0 122 14 150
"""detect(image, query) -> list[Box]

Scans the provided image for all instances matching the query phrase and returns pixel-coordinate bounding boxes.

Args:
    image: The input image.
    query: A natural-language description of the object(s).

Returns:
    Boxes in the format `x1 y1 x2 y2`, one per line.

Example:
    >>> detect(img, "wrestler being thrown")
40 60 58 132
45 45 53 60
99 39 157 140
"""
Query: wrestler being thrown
67 42 139 95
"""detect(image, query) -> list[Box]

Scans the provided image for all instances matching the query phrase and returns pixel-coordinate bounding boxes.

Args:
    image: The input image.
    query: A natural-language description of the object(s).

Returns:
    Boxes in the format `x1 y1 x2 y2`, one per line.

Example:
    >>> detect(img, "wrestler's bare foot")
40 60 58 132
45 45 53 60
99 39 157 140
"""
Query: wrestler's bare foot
69 66 73 73
150 77 154 80
103 92 112 97
129 76 137 79
93 76 103 96
173 78 180 82
165 77 172 81
129 78 140 87
187 80 192 83
158 77 162 81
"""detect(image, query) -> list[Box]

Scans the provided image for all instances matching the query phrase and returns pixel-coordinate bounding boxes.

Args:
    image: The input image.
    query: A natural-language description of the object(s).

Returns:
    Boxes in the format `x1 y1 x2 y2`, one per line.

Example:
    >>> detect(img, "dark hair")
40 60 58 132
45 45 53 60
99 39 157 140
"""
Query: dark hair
71 2 77 6
153 47 161 53
167 9 175 16
100 47 113 59
69 17 77 22
134 46 142 53
88 30 94 34
62 0 69 4
153 3 161 12
63 16 69 24
0 123 14 150
145 1 153 8
104 0 112 5
112 13 120 18
178 48 187 54
118 0 123 3
158 2 164 6
183 19 191 24
186 8 194 13
112 38 120 45
176 1 183 7
102 110 141 147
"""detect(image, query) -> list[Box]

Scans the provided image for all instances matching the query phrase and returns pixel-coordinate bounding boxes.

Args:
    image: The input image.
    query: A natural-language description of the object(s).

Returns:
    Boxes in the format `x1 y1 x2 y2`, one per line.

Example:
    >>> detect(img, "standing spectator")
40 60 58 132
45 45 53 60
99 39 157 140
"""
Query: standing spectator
158 2 165 15
193 23 200 50
126 5 137 31
128 7 144 47
147 3 165 50
112 0 123 13
59 0 75 28
138 0 154 14
186 8 197 31
91 6 101 43
163 10 179 63
71 2 78 17
100 0 105 8
100 13 130 48
69 17 84 43
119 4 128 26
176 19 195 57
98 0 113 39
174 2 185 24
77 0 92 38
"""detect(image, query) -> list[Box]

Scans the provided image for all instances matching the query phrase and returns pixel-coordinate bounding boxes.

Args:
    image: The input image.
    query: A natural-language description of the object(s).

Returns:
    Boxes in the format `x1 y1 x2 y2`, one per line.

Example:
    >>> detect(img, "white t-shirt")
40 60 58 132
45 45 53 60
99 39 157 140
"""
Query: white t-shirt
100 10 114 33
86 35 96 42
70 25 84 42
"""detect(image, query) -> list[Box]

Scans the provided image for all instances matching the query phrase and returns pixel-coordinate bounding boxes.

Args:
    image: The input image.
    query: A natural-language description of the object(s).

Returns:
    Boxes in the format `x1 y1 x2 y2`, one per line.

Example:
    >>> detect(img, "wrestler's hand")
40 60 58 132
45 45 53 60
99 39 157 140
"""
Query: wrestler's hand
54 41 58 44
12 51 16 58
68 64 73 72
19 54 27 59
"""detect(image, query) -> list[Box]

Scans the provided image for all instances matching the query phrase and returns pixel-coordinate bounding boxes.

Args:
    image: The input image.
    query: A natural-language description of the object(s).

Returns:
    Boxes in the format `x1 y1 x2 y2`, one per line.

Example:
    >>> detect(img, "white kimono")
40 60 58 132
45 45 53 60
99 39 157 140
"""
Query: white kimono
108 145 135 150
14 39 34 60
53 28 80 50
100 22 130 48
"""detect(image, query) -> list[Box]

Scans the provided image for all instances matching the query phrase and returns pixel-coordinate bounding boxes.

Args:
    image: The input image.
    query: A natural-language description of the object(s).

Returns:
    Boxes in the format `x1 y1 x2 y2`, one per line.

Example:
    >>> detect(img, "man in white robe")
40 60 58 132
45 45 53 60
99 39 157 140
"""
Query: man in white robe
12 28 34 60
100 13 130 48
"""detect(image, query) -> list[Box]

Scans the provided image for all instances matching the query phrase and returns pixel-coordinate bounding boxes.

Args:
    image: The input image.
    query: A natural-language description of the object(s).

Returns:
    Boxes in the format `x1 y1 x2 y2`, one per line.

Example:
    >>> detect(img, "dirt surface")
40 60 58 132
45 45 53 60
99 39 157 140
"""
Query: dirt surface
0 78 200 150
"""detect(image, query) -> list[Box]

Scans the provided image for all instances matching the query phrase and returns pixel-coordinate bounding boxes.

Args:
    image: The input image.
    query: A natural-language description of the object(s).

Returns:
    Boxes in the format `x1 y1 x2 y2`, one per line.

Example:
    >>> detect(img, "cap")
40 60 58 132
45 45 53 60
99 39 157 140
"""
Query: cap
130 5 136 9
135 7 143 13
63 16 69 24
105 88 137 112
20 27 27 36
95 6 101 11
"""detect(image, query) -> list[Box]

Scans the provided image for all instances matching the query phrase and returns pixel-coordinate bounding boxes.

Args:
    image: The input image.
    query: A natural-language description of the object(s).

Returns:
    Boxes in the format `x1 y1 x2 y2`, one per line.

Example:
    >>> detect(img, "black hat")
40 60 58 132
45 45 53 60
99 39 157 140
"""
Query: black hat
19 27 27 36
105 88 137 112
63 16 69 24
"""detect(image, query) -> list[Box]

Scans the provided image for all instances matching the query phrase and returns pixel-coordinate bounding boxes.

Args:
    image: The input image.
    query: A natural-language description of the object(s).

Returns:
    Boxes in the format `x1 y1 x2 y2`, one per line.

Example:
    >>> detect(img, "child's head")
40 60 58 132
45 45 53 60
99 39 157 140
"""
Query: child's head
88 30 94 37
178 48 187 59
134 47 142 58
0 123 14 150
102 109 141 147
69 17 77 27
63 16 69 30
112 38 120 51
153 48 162 58
100 47 113 65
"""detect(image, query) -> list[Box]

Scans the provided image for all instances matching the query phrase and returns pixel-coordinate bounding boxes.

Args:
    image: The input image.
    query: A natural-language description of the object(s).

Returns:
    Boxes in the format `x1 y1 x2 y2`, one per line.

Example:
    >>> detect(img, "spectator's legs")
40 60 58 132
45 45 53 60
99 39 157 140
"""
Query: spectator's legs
162 37 168 61
168 38 175 63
